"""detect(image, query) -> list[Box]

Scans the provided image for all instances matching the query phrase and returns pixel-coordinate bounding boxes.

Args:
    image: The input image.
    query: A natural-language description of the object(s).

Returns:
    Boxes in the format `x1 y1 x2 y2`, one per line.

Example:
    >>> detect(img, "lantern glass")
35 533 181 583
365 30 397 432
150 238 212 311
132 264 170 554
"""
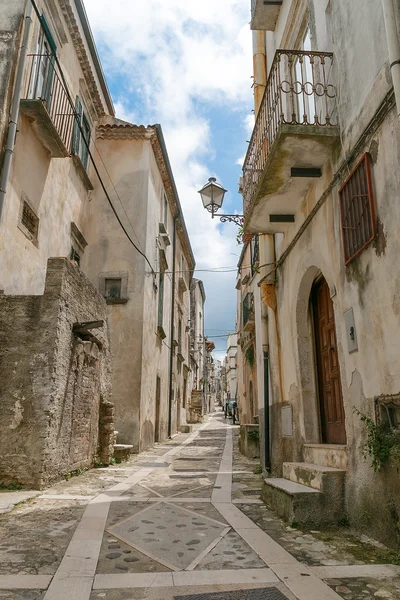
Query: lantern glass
198 177 227 212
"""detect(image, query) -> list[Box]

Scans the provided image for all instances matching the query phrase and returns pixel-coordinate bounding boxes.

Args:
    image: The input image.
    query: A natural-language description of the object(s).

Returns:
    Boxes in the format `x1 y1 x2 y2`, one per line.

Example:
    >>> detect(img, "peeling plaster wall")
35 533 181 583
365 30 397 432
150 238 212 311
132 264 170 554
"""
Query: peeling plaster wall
0 258 112 489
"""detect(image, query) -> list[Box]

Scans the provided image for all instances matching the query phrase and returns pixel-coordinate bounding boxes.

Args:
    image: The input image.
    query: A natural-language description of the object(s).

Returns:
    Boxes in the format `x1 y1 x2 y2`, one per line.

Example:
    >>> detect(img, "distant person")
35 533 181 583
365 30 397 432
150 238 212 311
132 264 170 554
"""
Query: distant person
232 400 238 425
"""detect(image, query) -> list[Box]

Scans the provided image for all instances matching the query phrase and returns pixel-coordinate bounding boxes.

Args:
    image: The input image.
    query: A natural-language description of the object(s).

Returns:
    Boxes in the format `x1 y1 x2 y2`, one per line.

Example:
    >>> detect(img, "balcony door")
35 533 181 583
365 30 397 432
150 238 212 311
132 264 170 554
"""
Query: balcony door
30 16 57 108
312 277 346 444
294 28 316 124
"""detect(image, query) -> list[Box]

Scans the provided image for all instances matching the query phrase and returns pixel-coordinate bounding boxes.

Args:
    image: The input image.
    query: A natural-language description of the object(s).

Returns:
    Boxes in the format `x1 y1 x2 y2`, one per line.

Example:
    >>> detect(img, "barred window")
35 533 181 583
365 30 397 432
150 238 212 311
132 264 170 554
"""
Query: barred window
339 153 376 265
19 196 39 245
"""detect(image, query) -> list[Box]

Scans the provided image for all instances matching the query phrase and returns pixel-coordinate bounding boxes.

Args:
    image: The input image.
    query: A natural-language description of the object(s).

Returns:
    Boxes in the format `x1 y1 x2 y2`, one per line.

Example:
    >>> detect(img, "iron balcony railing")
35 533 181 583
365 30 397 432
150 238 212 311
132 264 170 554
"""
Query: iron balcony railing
243 49 337 212
243 292 255 327
24 53 75 152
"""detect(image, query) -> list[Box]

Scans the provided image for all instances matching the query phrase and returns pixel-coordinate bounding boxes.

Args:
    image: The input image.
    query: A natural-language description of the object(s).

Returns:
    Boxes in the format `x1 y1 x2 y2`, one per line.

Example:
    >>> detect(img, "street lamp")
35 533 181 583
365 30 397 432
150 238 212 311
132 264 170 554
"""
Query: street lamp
198 177 244 227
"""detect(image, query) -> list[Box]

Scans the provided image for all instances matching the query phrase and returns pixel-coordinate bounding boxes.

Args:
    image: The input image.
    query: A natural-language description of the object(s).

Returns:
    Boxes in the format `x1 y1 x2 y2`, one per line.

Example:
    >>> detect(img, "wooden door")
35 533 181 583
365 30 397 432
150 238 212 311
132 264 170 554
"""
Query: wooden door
313 278 346 444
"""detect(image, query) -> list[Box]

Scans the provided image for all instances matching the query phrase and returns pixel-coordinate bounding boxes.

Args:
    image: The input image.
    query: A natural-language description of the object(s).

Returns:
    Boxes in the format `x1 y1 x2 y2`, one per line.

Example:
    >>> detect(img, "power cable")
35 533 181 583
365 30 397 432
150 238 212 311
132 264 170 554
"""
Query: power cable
29 0 155 275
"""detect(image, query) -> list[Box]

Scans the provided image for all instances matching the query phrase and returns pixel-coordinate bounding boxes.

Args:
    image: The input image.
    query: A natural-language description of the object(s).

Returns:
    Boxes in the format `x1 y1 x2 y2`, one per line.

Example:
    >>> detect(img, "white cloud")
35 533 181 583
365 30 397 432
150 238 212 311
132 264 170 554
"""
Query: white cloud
84 0 252 354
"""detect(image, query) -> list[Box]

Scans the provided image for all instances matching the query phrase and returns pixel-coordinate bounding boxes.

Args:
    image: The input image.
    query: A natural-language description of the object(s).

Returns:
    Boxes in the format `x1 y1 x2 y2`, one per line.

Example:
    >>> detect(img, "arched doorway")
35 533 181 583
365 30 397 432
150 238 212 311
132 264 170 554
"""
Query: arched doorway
311 276 346 444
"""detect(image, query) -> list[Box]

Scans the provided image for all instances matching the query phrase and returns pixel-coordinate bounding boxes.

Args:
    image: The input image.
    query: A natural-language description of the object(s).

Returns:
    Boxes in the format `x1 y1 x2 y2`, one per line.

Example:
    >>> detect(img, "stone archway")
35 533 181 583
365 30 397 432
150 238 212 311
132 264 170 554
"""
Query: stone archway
295 266 325 444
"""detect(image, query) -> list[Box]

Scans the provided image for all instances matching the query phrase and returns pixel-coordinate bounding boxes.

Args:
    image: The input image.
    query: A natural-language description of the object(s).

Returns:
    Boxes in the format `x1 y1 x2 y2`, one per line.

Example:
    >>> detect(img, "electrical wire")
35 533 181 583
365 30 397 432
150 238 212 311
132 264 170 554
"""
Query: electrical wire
29 0 155 275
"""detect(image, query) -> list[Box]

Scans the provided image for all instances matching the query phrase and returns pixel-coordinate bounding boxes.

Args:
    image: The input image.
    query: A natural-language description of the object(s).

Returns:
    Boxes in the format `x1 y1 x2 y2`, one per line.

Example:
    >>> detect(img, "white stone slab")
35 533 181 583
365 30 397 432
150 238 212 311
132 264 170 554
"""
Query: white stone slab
0 491 40 514
232 499 263 504
0 575 52 589
311 564 400 579
39 495 94 501
213 502 260 529
94 573 174 589
265 478 321 495
43 576 93 600
272 563 343 600
235 527 298 565
173 568 279 586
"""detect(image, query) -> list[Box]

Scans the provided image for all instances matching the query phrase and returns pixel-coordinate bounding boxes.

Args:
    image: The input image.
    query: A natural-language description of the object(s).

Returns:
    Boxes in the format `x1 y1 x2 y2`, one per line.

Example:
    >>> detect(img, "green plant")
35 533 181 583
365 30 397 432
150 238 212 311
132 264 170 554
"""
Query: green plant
247 429 260 441
236 225 244 245
244 344 255 369
354 408 400 471
0 483 23 491
253 464 262 474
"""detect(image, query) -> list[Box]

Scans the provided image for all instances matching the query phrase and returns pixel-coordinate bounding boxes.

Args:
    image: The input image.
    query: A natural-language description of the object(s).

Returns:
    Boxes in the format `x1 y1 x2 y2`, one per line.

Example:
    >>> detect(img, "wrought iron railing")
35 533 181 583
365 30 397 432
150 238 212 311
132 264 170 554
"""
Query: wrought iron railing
243 49 337 212
23 53 75 152
243 292 255 327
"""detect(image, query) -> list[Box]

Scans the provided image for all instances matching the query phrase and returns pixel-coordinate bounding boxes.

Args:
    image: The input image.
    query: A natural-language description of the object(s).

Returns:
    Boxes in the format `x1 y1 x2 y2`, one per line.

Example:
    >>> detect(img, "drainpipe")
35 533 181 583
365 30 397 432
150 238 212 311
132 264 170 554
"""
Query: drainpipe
0 1 33 222
381 0 400 118
168 215 178 438
263 342 271 472
252 30 267 116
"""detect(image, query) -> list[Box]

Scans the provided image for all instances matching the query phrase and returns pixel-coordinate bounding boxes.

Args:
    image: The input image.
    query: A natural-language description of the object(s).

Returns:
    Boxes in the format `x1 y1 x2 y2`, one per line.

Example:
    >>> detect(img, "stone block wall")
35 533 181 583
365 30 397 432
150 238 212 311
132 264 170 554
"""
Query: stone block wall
0 258 113 489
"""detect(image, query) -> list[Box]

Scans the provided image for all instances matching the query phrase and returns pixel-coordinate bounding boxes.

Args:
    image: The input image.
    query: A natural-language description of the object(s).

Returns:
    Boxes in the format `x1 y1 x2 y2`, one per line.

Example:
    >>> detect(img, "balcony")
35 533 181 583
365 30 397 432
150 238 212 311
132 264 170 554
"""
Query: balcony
20 54 75 157
251 0 282 31
242 50 339 234
243 292 255 332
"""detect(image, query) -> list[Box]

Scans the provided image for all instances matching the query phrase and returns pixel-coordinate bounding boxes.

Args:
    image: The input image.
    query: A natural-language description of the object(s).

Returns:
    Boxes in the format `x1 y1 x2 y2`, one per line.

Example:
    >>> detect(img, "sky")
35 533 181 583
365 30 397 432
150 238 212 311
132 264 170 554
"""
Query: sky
84 0 255 361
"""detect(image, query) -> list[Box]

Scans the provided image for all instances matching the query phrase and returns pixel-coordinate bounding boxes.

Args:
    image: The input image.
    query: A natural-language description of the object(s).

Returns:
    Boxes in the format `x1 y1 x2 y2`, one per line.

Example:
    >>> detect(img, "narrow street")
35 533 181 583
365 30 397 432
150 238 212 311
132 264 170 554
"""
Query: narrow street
1 411 399 600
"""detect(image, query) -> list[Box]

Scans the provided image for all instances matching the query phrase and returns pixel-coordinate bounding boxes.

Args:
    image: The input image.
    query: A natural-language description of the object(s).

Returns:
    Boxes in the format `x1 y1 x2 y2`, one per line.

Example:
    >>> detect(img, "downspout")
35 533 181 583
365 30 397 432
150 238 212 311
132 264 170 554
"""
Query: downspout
168 215 178 438
381 0 400 117
0 1 33 221
252 30 267 115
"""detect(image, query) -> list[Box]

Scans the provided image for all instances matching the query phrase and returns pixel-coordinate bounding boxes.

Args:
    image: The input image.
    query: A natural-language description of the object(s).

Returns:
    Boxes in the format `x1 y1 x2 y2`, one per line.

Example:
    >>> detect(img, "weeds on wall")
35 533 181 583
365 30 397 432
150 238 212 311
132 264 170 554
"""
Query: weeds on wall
247 429 260 441
354 408 400 471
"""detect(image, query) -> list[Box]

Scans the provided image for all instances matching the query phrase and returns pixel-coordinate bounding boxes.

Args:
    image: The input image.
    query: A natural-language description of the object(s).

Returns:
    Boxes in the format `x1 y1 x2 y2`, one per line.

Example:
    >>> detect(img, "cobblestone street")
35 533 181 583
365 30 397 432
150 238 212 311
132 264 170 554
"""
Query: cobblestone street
1 411 399 600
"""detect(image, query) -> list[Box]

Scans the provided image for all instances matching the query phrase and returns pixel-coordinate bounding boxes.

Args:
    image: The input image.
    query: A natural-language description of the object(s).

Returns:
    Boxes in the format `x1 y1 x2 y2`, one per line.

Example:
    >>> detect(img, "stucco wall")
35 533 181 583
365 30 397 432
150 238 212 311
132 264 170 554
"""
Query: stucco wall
0 258 112 489
270 108 400 547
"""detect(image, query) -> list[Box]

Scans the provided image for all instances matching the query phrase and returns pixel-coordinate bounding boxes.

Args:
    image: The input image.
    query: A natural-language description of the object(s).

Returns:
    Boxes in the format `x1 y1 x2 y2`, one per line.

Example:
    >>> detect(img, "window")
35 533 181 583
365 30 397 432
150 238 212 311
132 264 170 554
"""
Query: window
250 234 259 276
72 97 91 169
105 278 122 300
70 247 80 266
178 318 182 354
19 196 39 245
163 193 168 229
99 271 128 304
30 15 57 107
339 153 376 264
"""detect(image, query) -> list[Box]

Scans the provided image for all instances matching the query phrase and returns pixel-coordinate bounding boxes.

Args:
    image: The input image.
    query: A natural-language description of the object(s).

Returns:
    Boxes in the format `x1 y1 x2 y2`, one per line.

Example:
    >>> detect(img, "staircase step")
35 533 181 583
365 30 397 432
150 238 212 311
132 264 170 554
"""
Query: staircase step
113 444 133 461
304 443 348 469
261 477 345 526
283 462 346 491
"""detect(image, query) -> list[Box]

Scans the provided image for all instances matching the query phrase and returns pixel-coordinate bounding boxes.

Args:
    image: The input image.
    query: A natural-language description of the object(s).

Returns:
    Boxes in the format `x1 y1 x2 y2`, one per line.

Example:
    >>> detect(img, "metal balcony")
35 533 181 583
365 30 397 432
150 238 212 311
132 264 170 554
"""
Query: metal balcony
20 54 75 157
242 49 339 234
251 0 283 31
243 292 255 332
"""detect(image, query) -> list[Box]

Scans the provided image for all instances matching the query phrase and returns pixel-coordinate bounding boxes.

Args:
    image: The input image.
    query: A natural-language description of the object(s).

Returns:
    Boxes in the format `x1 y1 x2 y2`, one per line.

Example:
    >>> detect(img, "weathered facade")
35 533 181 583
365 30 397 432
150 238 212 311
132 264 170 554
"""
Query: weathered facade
83 118 195 452
0 258 113 489
242 0 400 547
0 1 115 487
224 333 238 402
188 278 206 421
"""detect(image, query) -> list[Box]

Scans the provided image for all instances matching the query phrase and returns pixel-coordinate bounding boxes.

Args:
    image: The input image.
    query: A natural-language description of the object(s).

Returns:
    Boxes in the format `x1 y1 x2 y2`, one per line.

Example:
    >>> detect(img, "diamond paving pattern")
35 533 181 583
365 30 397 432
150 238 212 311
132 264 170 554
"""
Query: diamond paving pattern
107 502 228 570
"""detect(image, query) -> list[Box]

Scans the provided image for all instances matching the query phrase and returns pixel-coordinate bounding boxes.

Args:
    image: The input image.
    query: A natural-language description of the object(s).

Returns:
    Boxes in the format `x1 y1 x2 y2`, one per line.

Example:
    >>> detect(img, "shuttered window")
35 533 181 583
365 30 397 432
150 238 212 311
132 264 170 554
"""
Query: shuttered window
339 153 376 265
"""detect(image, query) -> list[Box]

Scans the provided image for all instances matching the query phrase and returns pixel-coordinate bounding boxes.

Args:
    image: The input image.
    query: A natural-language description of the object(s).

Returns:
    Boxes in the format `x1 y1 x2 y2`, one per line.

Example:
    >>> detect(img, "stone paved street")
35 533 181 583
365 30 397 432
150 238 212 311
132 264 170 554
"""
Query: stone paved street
0 410 399 600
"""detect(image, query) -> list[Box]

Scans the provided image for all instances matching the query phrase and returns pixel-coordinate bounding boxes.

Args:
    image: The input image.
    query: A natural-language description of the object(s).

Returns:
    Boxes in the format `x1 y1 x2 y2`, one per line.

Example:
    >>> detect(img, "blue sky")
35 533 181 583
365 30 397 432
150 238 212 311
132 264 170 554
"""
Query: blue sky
84 0 254 360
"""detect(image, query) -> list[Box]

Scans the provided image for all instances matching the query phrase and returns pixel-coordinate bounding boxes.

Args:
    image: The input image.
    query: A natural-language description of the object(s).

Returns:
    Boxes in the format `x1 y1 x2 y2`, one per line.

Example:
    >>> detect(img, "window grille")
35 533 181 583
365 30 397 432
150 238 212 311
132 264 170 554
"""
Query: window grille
105 278 122 299
20 200 39 242
339 153 376 265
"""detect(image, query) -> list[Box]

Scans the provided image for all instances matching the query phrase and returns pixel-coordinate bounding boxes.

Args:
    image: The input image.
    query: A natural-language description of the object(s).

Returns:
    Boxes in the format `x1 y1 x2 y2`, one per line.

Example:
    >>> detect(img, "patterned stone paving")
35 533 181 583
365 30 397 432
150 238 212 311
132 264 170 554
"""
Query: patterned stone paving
107 502 229 570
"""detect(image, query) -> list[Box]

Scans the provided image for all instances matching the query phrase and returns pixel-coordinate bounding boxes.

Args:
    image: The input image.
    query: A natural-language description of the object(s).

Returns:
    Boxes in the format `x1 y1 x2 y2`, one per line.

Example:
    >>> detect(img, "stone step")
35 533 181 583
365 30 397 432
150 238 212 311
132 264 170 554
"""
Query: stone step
113 444 133 461
303 443 348 469
283 462 346 492
261 477 345 526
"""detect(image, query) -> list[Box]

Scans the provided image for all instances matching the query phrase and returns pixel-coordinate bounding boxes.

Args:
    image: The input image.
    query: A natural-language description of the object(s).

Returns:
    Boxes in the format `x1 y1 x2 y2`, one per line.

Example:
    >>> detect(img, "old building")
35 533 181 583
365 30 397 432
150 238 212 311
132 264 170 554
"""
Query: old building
0 0 198 482
83 118 195 452
242 0 400 547
0 0 116 486
188 278 206 421
224 333 238 401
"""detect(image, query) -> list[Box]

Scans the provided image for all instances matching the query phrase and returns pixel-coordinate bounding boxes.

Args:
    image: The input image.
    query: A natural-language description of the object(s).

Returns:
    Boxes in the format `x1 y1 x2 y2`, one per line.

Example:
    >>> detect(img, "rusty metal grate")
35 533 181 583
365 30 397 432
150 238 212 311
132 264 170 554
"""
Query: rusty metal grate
339 153 376 264
174 588 289 599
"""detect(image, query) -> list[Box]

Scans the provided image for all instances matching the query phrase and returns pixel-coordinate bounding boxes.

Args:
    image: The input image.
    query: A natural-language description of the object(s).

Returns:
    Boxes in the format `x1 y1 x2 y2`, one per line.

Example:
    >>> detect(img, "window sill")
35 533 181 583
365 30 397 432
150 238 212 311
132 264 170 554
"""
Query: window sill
106 298 128 305
17 223 39 248
72 154 94 191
